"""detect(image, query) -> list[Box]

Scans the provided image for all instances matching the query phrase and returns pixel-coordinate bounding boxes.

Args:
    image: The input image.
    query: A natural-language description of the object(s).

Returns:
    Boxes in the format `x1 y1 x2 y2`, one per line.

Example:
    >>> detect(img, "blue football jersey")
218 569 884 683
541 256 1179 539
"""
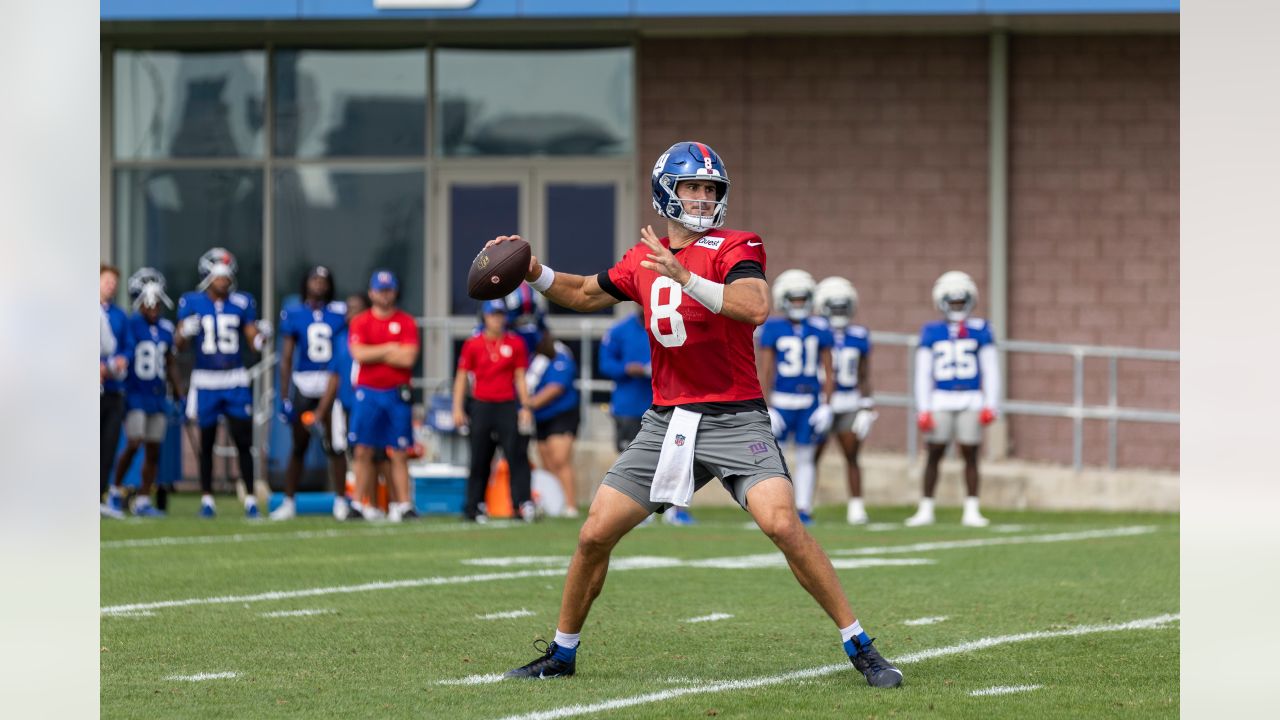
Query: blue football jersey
177 290 258 371
758 316 834 397
280 300 347 373
326 328 358 410
920 318 996 392
527 347 579 423
124 313 175 403
832 325 872 393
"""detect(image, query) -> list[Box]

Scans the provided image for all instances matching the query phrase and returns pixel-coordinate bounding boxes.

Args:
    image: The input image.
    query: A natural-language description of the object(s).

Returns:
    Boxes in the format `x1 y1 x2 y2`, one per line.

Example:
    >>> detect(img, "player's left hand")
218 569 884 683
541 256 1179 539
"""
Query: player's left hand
810 403 834 434
852 410 878 440
110 356 129 380
279 398 295 424
979 407 997 425
637 225 690 285
255 319 273 339
517 407 534 436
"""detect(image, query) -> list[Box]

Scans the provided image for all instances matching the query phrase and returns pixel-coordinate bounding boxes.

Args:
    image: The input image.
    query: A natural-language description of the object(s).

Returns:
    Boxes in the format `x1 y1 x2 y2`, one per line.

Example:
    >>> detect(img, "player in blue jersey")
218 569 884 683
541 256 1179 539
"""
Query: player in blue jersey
502 282 549 355
175 247 273 519
757 269 835 525
526 331 581 518
107 269 184 518
599 309 695 526
271 265 348 520
814 277 877 525
100 264 131 511
906 270 1001 528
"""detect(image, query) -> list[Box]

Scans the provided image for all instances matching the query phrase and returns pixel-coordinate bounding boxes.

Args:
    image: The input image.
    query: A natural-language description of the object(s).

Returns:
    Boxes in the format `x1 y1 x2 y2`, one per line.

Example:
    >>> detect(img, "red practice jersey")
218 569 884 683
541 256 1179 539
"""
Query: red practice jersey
348 308 420 389
457 332 528 403
604 229 766 406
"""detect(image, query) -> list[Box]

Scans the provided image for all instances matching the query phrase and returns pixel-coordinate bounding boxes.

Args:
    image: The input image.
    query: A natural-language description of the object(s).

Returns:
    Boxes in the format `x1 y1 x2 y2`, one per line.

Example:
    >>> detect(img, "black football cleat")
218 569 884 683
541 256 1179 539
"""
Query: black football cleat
504 640 576 679
848 638 903 688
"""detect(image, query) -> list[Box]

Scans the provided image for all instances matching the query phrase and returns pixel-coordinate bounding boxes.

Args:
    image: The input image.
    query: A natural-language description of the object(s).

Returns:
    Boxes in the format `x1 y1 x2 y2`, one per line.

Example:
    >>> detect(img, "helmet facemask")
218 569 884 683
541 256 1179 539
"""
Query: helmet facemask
939 292 975 323
784 290 813 322
823 298 854 330
660 175 728 232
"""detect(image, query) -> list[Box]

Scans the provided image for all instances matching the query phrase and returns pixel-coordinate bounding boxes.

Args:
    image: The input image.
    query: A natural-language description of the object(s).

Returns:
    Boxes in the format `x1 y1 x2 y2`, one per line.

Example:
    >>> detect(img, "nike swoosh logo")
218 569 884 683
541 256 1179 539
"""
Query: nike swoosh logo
747 241 763 246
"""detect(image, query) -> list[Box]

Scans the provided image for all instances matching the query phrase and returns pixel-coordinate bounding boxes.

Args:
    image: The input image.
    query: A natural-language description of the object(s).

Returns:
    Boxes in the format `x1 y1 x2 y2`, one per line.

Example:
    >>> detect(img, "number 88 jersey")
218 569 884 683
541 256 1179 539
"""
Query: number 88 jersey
600 229 767 407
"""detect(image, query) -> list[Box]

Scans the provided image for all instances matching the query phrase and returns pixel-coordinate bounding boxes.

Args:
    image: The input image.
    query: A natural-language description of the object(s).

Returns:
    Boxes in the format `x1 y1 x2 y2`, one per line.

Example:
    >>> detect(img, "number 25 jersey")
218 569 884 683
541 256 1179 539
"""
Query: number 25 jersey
601 229 766 407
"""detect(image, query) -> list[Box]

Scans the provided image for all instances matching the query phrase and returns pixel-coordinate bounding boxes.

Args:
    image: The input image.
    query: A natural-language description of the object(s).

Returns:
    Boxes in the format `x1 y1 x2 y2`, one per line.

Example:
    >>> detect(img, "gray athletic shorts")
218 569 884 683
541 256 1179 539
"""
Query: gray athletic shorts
833 411 857 434
124 409 167 443
926 409 982 446
602 407 790 513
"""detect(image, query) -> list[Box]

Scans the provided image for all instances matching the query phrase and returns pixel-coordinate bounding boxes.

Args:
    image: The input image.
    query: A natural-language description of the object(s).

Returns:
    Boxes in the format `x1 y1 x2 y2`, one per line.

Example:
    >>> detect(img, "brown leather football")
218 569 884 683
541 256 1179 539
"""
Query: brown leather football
467 239 531 300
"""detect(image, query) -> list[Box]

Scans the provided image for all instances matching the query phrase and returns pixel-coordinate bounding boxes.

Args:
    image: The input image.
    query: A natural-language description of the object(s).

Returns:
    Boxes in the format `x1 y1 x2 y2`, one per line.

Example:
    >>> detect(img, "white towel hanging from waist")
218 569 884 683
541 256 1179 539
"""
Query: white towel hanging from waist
650 407 701 507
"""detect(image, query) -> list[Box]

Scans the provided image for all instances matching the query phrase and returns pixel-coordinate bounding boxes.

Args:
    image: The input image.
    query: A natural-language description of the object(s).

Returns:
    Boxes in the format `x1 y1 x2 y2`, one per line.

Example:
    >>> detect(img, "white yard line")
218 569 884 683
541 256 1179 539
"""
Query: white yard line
903 616 949 626
683 613 733 624
971 684 1043 697
165 672 238 682
478 609 536 620
102 526 1158 616
481 614 1178 719
101 523 502 550
258 608 336 618
831 526 1157 556
101 568 567 615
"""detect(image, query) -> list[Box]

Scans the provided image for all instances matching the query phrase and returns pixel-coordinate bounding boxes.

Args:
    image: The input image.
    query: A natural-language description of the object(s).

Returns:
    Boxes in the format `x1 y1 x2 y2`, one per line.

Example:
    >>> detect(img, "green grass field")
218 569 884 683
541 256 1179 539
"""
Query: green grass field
101 499 1178 719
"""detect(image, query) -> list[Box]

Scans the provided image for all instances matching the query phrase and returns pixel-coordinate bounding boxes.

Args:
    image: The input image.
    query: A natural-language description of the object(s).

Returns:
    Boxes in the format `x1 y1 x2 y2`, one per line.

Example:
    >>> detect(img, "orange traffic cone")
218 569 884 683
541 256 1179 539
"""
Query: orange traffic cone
484 459 514 518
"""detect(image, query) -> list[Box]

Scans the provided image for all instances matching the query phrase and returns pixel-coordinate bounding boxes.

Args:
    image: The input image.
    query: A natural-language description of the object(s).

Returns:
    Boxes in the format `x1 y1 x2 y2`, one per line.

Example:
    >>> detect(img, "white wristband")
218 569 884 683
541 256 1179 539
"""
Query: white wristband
529 264 555 293
681 272 724 314
858 396 876 410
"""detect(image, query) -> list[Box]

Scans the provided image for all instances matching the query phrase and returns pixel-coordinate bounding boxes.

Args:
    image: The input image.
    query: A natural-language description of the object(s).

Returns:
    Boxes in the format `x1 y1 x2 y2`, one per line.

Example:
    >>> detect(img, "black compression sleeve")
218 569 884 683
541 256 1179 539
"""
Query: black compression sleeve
725 260 766 284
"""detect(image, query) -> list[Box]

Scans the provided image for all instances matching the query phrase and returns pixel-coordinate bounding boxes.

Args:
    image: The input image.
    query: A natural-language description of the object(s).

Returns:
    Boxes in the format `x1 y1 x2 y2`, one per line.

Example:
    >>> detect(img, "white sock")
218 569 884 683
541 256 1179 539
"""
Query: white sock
839 620 865 644
201 494 215 507
553 630 580 650
793 443 817 513
108 486 123 498
964 496 981 514
135 495 151 508
917 497 935 514
281 497 295 509
244 495 258 509
848 498 864 513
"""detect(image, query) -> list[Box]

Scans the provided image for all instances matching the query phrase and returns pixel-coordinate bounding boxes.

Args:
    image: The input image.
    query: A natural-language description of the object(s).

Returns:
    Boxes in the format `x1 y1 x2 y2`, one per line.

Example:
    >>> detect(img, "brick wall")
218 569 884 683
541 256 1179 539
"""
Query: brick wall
1007 35 1179 469
637 33 1178 470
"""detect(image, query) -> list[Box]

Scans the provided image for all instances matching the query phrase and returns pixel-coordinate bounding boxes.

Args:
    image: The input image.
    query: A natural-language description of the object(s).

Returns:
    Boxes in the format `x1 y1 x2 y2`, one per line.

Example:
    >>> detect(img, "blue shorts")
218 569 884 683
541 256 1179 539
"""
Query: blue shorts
776 405 823 446
349 386 413 451
188 386 252 428
126 393 168 415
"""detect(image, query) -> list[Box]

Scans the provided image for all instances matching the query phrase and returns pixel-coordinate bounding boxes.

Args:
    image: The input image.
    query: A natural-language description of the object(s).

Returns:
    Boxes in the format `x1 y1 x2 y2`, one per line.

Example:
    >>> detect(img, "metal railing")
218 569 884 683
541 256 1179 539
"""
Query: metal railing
246 318 1179 473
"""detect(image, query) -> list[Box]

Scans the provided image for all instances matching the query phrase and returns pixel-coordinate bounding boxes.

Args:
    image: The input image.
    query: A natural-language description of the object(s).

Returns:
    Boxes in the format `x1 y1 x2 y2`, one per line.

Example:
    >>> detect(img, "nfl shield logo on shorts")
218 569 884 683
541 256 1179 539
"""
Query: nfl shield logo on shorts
674 434 686 447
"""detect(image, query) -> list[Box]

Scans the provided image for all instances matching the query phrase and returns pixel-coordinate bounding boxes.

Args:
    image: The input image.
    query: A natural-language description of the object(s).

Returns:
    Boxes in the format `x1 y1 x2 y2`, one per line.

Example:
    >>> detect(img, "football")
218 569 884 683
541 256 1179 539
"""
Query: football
467 239 531 300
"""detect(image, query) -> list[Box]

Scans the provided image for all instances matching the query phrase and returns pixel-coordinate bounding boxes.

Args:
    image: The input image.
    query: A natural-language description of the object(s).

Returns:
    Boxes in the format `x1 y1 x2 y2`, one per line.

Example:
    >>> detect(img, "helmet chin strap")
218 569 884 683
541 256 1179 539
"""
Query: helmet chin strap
829 315 850 329
786 306 809 322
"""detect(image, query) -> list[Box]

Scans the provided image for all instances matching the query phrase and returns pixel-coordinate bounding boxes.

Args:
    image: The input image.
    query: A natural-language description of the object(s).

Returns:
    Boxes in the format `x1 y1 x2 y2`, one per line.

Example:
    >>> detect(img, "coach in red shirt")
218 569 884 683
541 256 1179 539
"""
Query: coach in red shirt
348 269 420 521
453 298 534 522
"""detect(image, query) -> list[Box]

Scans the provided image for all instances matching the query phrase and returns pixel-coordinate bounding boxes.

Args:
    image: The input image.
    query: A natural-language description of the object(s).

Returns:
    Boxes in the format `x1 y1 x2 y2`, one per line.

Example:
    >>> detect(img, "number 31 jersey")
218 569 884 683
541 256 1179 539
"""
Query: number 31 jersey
603 229 766 407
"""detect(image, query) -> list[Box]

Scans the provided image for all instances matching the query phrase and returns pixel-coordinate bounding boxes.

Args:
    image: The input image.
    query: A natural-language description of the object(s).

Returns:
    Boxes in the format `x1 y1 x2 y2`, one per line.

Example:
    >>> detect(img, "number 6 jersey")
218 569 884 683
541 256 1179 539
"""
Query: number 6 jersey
598 229 767 408
915 318 999 413
280 300 347 398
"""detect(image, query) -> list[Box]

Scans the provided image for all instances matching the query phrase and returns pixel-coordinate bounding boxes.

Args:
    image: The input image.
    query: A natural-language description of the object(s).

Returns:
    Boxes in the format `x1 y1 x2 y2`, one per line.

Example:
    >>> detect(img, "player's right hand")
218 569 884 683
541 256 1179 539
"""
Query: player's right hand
916 411 935 432
180 315 201 338
452 408 469 432
768 407 787 437
279 398 295 424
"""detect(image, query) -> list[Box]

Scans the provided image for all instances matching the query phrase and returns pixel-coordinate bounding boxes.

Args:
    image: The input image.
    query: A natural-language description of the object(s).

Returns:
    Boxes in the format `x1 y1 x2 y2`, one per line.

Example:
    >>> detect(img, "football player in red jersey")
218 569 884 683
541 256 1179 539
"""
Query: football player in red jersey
493 141 902 688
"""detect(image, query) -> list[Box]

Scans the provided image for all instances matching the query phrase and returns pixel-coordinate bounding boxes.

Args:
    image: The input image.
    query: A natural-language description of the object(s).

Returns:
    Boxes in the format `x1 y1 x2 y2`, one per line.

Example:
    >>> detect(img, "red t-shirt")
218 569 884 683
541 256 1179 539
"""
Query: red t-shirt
458 332 528 403
348 308 420 390
605 229 766 406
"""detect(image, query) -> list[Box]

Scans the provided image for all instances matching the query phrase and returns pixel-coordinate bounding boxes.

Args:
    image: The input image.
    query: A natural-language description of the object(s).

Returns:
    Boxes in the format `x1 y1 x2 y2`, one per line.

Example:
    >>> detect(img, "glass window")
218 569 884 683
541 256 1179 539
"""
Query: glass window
114 50 266 159
274 49 427 158
447 184 519 315
274 167 425 315
114 168 265 303
546 182 616 315
436 48 632 156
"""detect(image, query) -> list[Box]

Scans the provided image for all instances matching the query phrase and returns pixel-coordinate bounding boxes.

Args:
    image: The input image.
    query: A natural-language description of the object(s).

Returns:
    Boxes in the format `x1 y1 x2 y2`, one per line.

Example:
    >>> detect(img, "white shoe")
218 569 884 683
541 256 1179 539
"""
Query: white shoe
333 497 350 521
269 501 296 521
519 501 538 523
961 512 990 528
846 506 869 525
561 506 580 519
99 503 124 520
388 503 403 522
904 509 935 527
362 506 386 521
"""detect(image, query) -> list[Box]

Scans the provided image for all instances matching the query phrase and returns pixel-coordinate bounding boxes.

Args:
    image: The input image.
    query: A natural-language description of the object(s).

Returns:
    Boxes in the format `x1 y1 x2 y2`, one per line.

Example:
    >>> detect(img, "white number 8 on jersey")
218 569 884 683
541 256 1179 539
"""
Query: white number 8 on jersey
649 277 687 348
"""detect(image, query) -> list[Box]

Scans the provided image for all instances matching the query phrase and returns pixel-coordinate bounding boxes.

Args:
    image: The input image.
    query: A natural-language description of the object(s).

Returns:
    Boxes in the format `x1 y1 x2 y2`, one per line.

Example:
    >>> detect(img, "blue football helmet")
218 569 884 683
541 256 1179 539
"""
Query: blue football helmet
651 141 730 232
197 247 237 290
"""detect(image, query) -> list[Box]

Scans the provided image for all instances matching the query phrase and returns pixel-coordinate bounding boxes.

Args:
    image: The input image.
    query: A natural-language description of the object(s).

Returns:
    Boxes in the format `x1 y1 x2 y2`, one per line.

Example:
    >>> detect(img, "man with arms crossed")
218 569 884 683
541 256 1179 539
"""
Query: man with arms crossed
492 141 902 688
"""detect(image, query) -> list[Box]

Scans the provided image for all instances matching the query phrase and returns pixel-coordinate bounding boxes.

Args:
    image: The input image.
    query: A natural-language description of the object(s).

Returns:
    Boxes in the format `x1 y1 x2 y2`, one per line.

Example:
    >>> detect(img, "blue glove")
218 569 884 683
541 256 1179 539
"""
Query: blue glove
279 397 295 424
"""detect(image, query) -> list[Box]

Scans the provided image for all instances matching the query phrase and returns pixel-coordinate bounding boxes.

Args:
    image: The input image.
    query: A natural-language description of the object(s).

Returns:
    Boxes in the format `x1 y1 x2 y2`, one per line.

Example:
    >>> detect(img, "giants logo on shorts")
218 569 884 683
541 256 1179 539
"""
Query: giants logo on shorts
748 441 768 455
674 434 686 447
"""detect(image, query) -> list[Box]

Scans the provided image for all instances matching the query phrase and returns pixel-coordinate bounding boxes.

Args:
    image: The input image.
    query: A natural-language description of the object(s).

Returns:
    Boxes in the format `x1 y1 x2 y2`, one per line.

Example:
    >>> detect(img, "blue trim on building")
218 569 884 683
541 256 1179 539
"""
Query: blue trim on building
101 0 1178 22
